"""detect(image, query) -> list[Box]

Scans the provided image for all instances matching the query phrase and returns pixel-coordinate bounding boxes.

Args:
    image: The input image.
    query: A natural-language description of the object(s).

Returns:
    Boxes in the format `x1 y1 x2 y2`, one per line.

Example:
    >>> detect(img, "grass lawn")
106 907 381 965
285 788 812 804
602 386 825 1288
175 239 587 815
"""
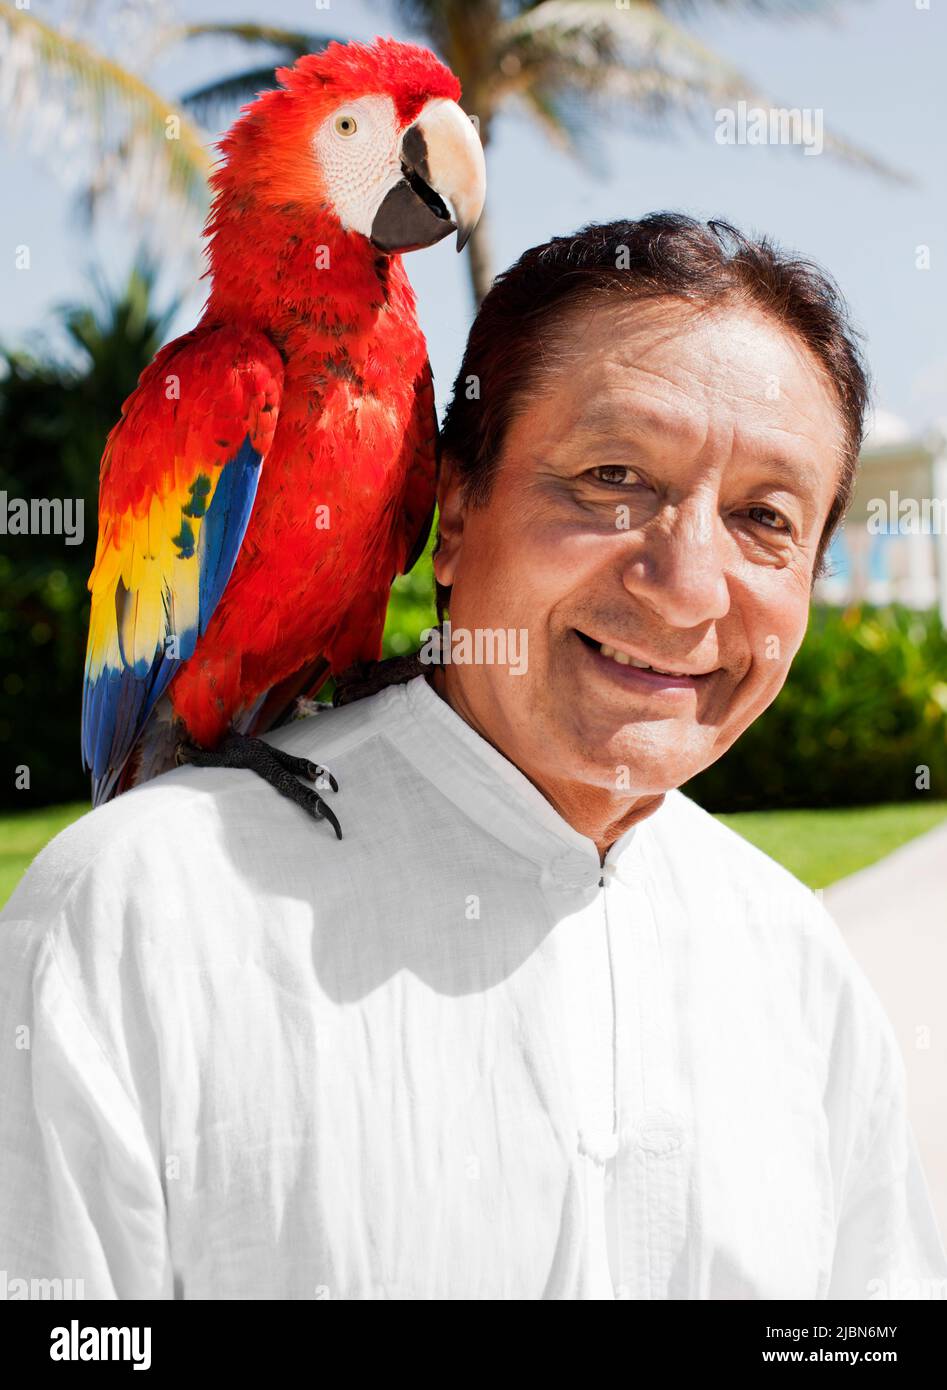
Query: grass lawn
0 802 90 912
717 801 947 890
1 798 946 909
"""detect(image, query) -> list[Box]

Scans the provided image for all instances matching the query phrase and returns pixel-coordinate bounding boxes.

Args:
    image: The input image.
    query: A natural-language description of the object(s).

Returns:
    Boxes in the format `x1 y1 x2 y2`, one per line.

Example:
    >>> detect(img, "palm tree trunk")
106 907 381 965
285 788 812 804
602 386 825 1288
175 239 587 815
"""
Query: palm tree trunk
466 204 495 306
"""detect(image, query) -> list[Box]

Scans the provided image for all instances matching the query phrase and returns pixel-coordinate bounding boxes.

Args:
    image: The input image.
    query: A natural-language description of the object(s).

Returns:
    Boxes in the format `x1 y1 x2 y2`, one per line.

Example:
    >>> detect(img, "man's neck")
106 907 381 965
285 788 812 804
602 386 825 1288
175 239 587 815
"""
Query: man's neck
427 667 665 863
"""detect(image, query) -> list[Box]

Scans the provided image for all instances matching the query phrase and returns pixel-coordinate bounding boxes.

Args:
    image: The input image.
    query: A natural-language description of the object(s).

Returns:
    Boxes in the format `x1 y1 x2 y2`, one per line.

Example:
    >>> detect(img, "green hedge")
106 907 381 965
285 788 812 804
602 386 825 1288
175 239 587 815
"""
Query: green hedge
684 602 947 811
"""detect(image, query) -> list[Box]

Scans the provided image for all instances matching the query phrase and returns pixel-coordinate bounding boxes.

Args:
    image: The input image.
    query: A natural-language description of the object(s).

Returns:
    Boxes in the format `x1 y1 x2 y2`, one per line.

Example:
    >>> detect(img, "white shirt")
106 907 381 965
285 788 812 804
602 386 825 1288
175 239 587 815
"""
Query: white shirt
1 673 944 1300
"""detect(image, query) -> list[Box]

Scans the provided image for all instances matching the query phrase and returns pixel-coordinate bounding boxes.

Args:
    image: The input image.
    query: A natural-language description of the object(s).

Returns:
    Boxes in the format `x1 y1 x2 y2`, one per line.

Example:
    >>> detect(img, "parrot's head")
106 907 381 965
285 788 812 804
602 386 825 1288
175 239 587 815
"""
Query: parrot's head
212 37 486 256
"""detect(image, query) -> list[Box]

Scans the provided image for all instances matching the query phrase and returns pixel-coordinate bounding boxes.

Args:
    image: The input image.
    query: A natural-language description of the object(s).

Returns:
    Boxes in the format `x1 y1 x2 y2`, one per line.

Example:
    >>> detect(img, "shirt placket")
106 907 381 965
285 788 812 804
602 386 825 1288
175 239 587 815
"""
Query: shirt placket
603 861 690 1300
545 851 618 1298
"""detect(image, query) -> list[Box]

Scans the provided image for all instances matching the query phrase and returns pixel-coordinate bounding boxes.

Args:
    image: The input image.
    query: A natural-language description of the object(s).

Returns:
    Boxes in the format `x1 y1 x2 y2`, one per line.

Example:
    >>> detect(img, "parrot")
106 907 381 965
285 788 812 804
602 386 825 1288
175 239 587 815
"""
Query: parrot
80 37 486 838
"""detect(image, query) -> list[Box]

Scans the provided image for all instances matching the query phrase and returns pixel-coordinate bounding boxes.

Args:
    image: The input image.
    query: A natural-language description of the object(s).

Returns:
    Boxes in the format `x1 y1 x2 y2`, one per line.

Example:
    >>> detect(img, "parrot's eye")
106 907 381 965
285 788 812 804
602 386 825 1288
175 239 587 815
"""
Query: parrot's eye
334 114 358 137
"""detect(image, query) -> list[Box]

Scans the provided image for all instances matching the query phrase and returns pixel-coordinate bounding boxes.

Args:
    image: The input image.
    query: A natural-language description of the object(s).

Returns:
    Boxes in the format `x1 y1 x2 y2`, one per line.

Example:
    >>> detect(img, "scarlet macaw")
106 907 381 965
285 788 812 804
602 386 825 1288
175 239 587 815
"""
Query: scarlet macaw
81 38 486 837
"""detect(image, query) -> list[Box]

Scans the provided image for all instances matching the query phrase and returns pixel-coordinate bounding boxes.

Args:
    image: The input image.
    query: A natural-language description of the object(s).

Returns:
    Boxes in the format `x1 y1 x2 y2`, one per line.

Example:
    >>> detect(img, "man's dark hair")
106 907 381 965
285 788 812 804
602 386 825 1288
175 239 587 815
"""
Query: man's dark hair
435 212 870 621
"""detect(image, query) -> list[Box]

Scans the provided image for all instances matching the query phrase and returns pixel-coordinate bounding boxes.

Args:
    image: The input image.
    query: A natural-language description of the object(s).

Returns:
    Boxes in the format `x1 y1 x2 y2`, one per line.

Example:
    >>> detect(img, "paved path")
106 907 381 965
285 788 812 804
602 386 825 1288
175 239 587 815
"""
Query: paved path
824 822 947 1247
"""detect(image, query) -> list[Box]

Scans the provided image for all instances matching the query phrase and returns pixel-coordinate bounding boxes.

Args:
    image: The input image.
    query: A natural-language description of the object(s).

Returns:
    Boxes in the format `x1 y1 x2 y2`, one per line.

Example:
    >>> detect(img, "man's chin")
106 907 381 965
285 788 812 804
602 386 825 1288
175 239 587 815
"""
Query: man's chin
551 723 705 796
559 690 700 747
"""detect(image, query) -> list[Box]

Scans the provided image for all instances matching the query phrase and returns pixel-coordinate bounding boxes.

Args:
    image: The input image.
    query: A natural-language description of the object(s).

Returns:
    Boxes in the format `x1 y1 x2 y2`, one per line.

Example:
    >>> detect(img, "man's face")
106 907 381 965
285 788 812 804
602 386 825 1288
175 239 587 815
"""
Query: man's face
433 298 846 799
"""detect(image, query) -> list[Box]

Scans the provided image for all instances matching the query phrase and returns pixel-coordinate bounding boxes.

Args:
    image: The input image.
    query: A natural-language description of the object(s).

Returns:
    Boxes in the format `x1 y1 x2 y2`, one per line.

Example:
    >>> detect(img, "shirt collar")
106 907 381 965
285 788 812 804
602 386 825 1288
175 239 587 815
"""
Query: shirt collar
385 673 661 882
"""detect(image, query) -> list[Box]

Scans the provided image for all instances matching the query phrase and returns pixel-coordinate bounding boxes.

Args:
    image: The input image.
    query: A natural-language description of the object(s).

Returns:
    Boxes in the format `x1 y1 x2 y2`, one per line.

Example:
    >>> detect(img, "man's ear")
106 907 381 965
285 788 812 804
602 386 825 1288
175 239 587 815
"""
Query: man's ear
432 451 465 590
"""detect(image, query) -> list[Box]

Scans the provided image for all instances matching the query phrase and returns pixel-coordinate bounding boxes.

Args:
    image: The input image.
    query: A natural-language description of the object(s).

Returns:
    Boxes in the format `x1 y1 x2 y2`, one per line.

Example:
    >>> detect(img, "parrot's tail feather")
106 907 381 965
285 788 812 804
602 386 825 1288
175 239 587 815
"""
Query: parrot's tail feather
91 765 125 808
132 697 183 788
90 697 180 806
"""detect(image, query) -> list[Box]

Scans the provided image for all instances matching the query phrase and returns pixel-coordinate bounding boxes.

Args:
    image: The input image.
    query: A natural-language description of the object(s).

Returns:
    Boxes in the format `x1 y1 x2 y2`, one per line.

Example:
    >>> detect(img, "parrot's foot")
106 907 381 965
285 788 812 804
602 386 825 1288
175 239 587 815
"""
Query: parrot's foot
176 734 342 838
333 651 426 707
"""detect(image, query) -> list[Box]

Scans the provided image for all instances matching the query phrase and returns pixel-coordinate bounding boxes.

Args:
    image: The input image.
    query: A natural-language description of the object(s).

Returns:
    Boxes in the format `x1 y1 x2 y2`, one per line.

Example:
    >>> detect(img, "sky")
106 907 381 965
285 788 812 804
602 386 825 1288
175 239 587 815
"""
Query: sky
1 0 944 437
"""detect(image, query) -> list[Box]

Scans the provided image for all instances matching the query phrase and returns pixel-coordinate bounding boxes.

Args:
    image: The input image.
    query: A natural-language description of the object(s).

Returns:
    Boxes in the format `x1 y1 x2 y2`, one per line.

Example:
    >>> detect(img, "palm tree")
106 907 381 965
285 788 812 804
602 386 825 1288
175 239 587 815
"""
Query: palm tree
173 1 909 303
2 2 910 306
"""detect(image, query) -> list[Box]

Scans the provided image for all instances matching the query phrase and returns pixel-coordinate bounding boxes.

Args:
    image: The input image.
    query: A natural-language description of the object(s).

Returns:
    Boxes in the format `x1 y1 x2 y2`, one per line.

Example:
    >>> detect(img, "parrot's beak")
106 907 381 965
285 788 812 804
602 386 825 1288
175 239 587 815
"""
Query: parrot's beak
370 98 486 255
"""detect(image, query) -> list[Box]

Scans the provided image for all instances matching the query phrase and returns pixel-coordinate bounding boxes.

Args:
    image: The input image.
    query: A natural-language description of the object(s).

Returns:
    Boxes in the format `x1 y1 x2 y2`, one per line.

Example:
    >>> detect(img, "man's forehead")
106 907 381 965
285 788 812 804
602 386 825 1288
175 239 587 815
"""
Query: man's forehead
532 296 844 444
555 296 813 381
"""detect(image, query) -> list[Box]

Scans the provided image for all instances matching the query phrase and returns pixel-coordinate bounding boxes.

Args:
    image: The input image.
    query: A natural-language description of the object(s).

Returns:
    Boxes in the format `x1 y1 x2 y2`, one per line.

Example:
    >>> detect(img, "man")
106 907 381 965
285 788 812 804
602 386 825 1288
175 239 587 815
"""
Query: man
1 214 944 1300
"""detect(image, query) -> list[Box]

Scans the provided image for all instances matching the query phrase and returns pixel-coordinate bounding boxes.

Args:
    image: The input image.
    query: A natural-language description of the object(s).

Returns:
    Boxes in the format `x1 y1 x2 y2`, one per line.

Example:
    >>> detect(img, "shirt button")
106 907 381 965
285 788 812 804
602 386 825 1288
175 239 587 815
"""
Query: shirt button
624 1110 687 1156
612 861 647 889
547 853 601 891
578 1127 619 1164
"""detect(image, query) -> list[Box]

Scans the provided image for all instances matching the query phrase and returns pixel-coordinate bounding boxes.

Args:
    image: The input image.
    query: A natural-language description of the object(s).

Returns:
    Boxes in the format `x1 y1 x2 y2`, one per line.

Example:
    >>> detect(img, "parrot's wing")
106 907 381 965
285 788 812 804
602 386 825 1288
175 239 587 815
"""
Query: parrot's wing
397 357 439 577
81 326 284 804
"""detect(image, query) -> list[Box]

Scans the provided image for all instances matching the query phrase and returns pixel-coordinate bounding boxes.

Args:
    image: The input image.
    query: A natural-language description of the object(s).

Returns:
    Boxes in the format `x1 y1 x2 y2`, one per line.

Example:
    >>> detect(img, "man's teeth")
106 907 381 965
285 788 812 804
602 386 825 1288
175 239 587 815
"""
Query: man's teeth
598 642 684 677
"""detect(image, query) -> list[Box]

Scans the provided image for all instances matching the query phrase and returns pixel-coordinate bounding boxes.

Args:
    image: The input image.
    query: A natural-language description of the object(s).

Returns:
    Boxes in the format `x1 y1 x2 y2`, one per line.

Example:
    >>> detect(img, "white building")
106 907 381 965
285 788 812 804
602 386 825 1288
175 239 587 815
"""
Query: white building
814 412 947 625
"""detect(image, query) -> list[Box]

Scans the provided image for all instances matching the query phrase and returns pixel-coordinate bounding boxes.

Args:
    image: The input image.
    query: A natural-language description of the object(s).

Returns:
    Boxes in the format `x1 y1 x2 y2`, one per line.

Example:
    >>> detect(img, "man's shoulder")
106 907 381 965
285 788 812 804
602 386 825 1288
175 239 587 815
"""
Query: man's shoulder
258 681 407 762
0 790 165 1028
657 790 897 1047
0 682 409 936
655 790 852 954
0 774 210 961
657 788 815 898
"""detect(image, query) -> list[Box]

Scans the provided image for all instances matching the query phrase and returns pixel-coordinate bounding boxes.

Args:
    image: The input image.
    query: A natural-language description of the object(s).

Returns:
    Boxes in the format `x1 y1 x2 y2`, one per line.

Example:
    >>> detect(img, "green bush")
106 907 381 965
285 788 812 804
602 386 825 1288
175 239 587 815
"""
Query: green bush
382 531 439 658
684 603 947 811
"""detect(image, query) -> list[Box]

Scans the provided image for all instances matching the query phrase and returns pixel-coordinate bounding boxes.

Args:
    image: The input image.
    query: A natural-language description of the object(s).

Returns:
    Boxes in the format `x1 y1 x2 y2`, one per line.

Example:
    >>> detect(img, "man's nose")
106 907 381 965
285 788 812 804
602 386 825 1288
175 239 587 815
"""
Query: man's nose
620 501 731 627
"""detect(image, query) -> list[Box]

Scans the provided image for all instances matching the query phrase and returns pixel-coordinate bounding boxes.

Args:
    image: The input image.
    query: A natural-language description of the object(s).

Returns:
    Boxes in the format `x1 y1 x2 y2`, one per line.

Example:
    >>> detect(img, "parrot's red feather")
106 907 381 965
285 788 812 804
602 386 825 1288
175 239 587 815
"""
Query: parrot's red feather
276 37 461 124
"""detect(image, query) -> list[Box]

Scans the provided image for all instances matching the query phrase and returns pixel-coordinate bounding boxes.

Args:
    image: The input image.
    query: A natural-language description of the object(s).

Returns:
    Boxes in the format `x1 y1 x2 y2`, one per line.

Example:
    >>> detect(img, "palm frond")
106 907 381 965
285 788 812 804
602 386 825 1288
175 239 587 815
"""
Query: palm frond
653 0 845 18
59 255 181 369
172 23 344 121
493 0 913 185
521 0 843 16
0 2 212 237
180 66 290 126
517 82 616 178
168 23 333 55
389 1 464 53
519 83 580 154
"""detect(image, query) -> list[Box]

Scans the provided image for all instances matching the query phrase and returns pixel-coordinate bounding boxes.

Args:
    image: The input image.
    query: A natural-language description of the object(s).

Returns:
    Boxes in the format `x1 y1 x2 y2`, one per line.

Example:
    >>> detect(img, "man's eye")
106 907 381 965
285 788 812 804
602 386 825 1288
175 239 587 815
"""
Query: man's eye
745 506 790 532
588 465 640 486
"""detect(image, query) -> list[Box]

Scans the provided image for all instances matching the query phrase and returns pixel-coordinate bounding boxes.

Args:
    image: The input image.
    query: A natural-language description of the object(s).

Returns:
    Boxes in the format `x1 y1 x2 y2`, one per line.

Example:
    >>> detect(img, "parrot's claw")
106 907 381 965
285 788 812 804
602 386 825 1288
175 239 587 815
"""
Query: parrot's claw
177 733 342 838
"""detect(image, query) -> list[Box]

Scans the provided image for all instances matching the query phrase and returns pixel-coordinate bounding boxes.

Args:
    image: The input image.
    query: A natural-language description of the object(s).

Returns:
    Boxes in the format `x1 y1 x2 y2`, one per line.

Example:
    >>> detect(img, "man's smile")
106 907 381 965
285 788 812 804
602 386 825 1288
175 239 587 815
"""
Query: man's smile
572 628 722 693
